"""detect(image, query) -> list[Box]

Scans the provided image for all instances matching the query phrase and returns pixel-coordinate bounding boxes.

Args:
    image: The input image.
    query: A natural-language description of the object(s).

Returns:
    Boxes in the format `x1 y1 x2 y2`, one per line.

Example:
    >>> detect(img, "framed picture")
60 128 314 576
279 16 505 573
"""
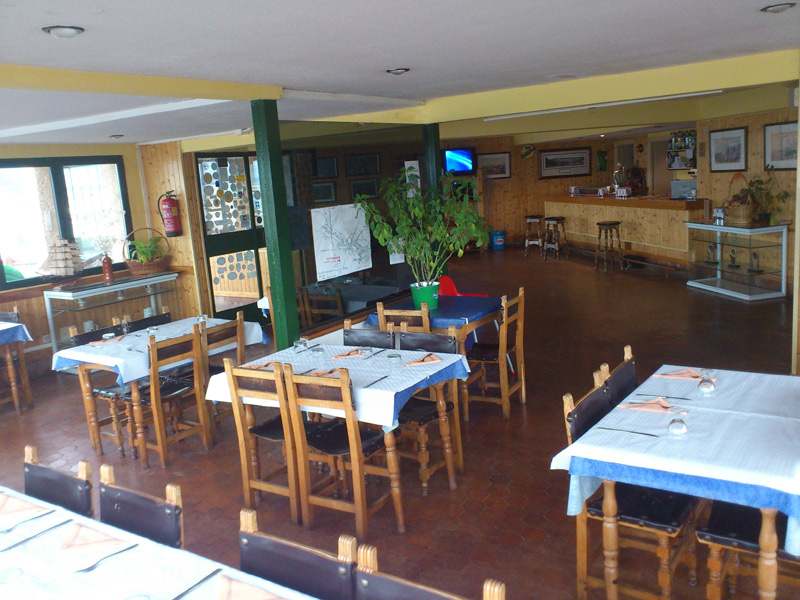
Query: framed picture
345 153 380 177
350 178 378 200
314 156 338 179
538 147 591 179
477 152 511 179
709 127 747 172
312 182 336 203
764 122 798 170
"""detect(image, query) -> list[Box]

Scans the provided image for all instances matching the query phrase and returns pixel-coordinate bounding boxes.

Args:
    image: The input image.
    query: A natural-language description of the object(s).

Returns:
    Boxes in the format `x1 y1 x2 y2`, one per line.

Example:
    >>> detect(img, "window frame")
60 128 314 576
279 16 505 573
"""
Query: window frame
0 155 133 290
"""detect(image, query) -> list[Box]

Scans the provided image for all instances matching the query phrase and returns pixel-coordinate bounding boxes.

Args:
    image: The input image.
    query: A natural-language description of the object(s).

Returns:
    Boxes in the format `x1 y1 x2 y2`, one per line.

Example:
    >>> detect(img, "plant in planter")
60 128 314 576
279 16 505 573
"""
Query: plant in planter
356 168 489 309
128 236 166 263
123 227 172 275
729 166 791 225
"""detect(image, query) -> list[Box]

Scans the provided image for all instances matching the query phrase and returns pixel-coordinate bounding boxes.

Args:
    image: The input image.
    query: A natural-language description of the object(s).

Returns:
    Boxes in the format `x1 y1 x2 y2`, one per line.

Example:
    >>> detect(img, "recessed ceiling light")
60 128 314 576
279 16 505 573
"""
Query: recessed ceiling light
386 68 410 76
760 3 796 13
599 134 605 138
42 25 85 39
109 134 124 139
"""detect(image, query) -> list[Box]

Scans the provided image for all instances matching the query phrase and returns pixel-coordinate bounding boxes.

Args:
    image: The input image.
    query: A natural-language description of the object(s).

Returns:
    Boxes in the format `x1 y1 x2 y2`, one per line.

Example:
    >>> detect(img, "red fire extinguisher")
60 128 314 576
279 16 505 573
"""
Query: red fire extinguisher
157 190 182 237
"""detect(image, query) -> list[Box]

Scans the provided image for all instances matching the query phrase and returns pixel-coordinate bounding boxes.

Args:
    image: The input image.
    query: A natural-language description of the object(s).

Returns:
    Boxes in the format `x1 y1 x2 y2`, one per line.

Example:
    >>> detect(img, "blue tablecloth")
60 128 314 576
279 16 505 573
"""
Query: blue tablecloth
365 295 501 330
0 322 32 346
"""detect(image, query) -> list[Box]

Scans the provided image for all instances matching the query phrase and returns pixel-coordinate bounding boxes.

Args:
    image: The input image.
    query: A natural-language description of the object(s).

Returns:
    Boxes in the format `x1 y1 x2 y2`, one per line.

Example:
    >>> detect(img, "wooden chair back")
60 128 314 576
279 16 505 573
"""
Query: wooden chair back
0 305 20 323
200 310 246 391
302 288 344 324
599 345 636 408
239 509 357 600
127 312 172 333
377 301 430 333
562 370 612 445
23 445 93 517
70 323 125 346
498 287 524 358
99 464 183 548
343 319 395 349
398 326 459 354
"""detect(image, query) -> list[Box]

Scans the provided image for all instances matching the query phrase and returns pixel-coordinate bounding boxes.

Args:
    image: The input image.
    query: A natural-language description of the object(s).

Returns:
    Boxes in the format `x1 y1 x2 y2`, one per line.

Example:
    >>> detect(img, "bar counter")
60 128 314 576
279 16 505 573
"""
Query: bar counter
542 194 705 264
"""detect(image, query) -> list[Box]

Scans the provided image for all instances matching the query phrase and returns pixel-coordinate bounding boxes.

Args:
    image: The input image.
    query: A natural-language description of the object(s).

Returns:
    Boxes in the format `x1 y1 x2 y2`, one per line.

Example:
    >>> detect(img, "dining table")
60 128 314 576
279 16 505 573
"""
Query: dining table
0 484 320 599
205 343 471 529
551 364 800 600
0 320 33 413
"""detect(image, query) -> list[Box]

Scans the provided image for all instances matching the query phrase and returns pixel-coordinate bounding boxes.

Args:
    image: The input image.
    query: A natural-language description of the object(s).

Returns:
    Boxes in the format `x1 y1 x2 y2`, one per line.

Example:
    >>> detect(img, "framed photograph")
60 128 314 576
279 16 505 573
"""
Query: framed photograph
764 122 797 170
345 153 380 177
314 156 338 179
538 147 591 179
312 182 336 203
709 127 747 172
350 178 378 200
477 152 511 179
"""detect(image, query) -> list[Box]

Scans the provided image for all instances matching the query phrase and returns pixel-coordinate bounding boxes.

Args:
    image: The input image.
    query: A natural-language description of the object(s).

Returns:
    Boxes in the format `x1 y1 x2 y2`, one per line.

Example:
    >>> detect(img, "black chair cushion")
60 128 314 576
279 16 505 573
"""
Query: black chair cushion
343 328 395 349
355 570 454 600
72 324 125 346
597 221 621 227
398 331 458 354
120 378 191 407
127 312 172 333
24 463 93 517
307 422 385 458
587 483 696 534
467 342 499 362
398 397 454 426
239 531 354 600
566 385 612 442
250 416 335 442
99 483 182 548
697 501 796 562
525 214 543 220
606 360 637 408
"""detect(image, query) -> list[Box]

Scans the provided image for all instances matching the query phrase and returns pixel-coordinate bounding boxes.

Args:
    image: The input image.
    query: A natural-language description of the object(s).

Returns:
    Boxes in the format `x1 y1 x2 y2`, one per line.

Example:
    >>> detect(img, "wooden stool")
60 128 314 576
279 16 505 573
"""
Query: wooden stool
595 221 624 271
543 216 569 260
524 214 544 257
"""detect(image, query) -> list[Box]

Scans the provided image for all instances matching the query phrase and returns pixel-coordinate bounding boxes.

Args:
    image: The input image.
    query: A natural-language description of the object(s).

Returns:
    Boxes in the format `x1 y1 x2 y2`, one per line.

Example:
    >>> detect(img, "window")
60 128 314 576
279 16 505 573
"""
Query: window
0 156 132 289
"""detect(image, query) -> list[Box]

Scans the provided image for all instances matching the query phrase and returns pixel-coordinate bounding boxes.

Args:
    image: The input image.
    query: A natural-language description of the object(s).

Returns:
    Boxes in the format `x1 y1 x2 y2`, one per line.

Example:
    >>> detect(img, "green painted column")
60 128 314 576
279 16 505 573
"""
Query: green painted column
422 123 441 191
251 99 299 349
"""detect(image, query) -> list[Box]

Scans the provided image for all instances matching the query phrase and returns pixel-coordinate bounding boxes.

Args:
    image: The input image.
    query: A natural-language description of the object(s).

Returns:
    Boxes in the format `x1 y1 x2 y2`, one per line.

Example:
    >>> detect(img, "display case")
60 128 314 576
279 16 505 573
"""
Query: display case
685 221 787 301
43 272 179 352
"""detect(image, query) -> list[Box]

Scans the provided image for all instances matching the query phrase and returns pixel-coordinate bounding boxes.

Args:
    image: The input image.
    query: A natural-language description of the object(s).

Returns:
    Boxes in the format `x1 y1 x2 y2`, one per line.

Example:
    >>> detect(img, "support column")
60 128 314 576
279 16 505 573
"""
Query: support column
251 99 299 350
422 123 441 191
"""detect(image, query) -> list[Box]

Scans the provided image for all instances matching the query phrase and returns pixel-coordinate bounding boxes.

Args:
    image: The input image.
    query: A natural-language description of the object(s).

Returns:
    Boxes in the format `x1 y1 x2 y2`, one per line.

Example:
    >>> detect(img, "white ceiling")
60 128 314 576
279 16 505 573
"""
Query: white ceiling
0 0 798 144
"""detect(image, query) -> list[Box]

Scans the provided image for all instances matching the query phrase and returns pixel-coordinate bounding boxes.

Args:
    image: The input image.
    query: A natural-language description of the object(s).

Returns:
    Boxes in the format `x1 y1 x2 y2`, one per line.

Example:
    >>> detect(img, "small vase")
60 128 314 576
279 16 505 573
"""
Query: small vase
101 253 114 284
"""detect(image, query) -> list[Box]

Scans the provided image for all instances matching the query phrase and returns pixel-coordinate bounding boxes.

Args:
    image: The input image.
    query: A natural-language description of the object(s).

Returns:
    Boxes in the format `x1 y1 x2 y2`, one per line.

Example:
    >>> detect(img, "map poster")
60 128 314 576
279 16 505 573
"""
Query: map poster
310 204 372 281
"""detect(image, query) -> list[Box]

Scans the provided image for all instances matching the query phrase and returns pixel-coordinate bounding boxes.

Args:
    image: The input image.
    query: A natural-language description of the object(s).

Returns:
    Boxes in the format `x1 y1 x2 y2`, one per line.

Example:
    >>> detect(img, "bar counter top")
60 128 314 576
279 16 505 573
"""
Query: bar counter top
540 194 703 211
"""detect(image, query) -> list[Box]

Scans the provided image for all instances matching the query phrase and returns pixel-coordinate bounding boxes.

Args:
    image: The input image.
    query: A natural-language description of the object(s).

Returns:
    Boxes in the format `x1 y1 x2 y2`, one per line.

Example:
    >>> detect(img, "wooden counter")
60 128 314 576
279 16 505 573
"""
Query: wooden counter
542 195 705 264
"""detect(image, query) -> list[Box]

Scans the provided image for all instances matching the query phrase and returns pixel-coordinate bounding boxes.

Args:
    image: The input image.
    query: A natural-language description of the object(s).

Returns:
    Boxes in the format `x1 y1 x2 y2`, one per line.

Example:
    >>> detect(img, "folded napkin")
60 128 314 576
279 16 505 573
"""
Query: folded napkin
332 348 364 359
407 352 441 366
654 368 716 382
217 575 279 600
243 360 276 371
88 335 124 346
0 494 49 530
619 397 687 415
307 368 340 378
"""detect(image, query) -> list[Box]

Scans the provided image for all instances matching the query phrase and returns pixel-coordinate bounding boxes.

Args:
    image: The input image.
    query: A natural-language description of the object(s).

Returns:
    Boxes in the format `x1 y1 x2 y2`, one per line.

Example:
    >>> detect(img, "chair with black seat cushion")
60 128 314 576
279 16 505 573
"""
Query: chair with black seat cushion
563 371 701 600
461 288 525 421
23 445 93 517
397 326 463 495
0 304 33 413
599 344 637 408
126 311 171 333
239 508 357 600
99 464 183 548
343 319 395 349
355 543 506 600
224 358 338 523
377 301 430 333
284 364 403 540
696 502 799 600
69 323 125 346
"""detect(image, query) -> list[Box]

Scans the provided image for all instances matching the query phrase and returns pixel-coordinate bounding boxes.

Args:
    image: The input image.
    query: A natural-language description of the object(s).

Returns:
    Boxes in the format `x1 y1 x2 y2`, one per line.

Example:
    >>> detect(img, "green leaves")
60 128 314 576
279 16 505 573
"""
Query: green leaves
129 236 166 264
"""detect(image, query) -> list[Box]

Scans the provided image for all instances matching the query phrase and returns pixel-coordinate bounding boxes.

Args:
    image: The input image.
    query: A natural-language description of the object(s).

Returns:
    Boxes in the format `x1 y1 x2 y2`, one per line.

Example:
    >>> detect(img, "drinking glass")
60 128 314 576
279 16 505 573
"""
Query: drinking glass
293 339 308 353
102 332 116 340
668 418 688 436
146 326 158 336
697 369 715 394
387 352 402 367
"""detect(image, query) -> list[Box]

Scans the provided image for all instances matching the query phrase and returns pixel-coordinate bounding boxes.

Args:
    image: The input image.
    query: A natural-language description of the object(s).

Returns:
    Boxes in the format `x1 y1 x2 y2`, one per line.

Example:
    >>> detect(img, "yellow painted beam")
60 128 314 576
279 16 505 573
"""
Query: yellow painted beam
0 63 282 101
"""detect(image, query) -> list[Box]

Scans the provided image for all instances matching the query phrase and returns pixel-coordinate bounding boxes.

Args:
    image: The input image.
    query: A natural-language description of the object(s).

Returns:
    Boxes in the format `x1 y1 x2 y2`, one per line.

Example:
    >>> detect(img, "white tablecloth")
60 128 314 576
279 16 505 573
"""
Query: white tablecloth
51 317 263 387
0 322 32 346
0 486 317 600
551 364 800 555
205 344 470 429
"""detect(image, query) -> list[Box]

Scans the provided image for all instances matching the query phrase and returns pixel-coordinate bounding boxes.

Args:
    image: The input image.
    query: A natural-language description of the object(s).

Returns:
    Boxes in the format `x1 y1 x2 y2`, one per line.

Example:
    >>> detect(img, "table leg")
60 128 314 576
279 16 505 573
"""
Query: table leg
435 383 457 490
16 341 33 408
130 382 149 468
4 344 21 413
383 429 405 534
449 379 464 473
602 479 619 600
576 505 588 600
78 366 102 455
758 508 778 600
245 405 261 502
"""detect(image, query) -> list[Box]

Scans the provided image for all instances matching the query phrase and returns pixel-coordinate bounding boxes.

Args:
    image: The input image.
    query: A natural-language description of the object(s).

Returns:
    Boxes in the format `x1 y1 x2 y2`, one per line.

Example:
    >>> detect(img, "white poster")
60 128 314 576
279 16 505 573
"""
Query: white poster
311 204 372 281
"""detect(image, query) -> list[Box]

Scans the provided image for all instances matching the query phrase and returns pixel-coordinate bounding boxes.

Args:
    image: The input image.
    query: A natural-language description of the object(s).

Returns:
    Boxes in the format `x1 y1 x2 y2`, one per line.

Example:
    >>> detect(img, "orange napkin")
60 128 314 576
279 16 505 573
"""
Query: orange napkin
0 494 49 529
307 368 340 378
619 397 687 415
58 523 127 553
332 348 364 359
88 335 124 346
407 352 441 366
244 360 276 371
218 575 281 599
654 369 716 382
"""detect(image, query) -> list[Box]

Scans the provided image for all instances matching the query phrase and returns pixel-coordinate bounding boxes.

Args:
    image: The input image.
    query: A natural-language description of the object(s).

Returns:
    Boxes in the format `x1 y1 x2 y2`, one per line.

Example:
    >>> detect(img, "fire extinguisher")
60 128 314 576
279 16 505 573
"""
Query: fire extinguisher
157 190 182 237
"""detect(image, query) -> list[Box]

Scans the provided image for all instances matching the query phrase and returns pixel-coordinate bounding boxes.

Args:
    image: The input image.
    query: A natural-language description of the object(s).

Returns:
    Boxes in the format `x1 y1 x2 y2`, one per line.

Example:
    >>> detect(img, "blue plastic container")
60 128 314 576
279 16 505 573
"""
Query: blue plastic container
490 230 506 250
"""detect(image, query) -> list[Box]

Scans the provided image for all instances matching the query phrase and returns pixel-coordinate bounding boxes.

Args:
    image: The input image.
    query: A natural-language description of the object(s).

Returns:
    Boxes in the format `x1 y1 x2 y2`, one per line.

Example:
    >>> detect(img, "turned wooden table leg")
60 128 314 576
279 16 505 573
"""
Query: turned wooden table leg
602 479 620 600
131 381 149 468
758 508 778 600
384 429 405 534
435 383 457 490
4 344 21 414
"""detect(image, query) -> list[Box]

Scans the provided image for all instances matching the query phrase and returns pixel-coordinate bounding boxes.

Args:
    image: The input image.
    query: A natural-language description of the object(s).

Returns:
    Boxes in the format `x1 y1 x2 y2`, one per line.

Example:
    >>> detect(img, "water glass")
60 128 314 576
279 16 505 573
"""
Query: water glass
196 314 208 323
146 326 158 337
102 332 116 341
697 369 715 394
293 339 308 353
387 352 402 367
668 418 688 436
310 345 324 356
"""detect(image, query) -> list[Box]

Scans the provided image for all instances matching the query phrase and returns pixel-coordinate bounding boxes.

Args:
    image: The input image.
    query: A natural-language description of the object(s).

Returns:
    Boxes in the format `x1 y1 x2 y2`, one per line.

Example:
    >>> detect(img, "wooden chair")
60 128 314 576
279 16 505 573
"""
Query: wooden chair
461 288 526 420
0 304 33 413
599 344 637 407
224 358 338 523
355 543 506 600
283 364 404 540
377 301 430 333
239 508 357 600
302 287 344 325
343 319 395 349
126 311 171 333
200 311 246 437
99 464 183 548
563 368 701 600
23 445 93 517
396 327 463 495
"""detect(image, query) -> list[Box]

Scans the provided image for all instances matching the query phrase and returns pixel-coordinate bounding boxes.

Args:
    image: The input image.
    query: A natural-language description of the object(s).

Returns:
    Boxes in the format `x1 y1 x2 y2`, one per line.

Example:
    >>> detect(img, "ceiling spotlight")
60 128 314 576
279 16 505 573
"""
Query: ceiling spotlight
42 25 85 39
599 134 606 138
386 68 410 76
109 134 124 139
760 3 796 13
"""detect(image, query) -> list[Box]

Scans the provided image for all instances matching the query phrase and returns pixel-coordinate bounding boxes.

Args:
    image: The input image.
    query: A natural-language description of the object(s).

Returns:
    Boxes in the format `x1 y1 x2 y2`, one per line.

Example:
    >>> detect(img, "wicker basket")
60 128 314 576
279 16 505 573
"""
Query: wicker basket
724 202 753 226
123 227 172 276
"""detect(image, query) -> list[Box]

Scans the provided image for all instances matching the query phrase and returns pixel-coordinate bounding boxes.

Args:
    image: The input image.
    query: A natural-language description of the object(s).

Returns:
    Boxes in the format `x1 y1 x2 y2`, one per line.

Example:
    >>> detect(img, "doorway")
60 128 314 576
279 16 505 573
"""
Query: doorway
615 142 635 172
650 141 670 196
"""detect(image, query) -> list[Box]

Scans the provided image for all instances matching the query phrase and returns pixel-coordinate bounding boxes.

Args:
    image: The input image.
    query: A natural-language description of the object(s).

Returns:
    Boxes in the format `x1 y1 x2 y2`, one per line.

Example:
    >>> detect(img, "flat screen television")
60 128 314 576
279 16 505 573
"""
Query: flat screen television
442 148 475 175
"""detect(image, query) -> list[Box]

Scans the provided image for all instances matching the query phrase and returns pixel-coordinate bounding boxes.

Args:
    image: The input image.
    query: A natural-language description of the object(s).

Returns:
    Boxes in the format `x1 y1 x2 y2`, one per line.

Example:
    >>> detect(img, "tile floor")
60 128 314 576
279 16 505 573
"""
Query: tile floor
0 248 792 599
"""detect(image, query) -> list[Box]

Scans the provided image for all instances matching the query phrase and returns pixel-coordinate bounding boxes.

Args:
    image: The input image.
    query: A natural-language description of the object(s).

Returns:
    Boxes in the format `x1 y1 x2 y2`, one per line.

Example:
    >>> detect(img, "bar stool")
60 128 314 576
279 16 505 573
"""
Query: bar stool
524 214 544 257
543 216 569 260
595 220 624 271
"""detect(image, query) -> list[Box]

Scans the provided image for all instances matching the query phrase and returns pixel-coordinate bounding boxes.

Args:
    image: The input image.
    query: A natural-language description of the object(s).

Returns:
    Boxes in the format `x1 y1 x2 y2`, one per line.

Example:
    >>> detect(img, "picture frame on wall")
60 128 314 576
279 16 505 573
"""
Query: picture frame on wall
312 182 336 203
538 147 591 179
314 156 338 179
709 127 747 172
477 152 511 179
764 122 798 170
344 153 380 177
350 178 378 200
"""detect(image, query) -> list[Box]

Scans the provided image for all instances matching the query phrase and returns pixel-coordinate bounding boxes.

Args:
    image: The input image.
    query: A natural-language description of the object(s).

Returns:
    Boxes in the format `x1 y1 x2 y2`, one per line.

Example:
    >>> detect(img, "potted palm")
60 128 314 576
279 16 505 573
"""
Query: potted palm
356 168 488 309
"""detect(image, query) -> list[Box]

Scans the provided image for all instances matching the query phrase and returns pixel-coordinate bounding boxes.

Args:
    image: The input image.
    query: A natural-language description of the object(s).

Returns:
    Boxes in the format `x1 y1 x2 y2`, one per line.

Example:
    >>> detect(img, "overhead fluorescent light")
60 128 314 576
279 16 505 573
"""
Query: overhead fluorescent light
484 90 723 122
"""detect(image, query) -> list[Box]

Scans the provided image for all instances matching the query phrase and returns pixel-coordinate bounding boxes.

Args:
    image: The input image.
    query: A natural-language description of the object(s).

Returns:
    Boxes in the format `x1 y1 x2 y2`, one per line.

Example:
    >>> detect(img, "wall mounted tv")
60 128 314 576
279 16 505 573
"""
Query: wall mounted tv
442 148 476 175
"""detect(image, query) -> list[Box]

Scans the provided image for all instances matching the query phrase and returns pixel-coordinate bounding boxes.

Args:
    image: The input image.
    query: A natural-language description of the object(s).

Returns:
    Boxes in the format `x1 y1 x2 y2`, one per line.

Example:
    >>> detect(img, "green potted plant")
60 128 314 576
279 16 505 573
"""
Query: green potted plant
123 227 172 275
356 168 489 309
732 165 791 225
